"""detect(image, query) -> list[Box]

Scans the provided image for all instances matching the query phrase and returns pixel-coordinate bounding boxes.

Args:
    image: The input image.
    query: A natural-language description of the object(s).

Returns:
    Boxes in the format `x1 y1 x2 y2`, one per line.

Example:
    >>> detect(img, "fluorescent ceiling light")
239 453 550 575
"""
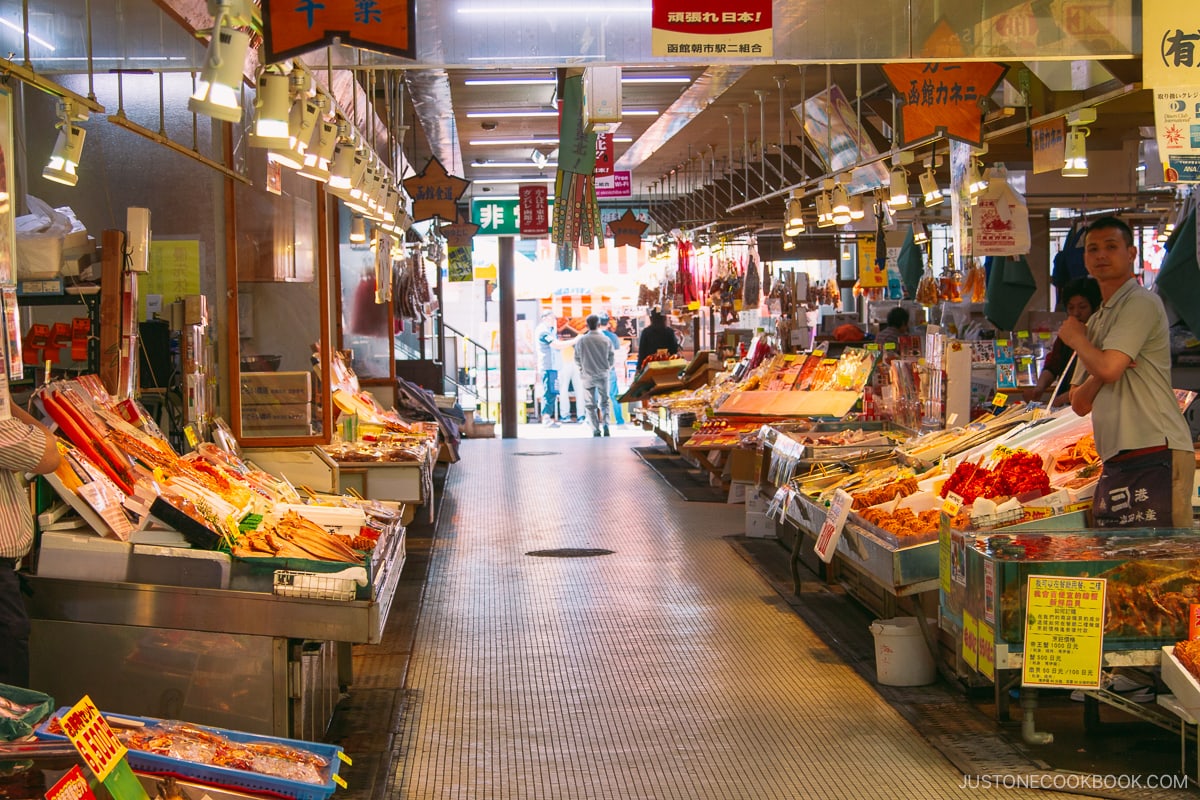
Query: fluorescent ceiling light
472 161 559 168
457 5 649 14
464 77 555 86
469 137 630 145
621 76 690 84
473 177 556 184
0 18 54 50
29 55 187 62
466 109 657 118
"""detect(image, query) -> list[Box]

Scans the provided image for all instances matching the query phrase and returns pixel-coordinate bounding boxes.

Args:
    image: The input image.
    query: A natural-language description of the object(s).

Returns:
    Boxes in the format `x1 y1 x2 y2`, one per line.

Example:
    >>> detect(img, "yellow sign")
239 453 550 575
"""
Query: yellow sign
978 623 996 680
962 609 979 671
939 515 952 594
941 491 964 517
474 262 497 281
992 392 1008 407
1144 0 1200 89
138 240 201 321
59 696 128 782
1022 575 1107 688
858 235 886 288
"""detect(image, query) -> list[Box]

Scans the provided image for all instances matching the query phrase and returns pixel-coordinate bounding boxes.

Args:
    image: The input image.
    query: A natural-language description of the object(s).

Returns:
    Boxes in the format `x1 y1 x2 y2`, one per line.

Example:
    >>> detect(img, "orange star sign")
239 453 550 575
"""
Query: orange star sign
403 157 470 223
441 214 480 248
607 209 648 249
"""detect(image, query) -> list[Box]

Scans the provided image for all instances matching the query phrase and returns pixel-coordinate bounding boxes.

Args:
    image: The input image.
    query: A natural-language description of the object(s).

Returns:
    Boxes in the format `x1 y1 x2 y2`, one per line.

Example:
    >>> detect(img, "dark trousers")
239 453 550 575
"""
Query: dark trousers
0 564 30 687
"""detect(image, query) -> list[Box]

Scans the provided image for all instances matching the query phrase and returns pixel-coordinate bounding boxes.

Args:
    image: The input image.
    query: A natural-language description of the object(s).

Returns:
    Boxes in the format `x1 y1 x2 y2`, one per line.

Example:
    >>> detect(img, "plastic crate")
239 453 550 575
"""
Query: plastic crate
274 570 357 601
37 709 342 800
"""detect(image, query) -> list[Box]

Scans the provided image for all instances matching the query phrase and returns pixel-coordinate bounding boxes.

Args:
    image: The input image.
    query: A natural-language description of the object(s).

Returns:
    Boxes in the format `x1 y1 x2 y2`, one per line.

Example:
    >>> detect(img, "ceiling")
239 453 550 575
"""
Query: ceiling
1 0 1168 240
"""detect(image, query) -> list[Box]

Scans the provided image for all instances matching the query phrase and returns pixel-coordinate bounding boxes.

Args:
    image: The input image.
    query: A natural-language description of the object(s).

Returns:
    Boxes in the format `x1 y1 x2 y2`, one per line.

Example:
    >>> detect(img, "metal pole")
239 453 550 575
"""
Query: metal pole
776 75 787 186
740 103 751 202
499 236 518 438
756 89 768 195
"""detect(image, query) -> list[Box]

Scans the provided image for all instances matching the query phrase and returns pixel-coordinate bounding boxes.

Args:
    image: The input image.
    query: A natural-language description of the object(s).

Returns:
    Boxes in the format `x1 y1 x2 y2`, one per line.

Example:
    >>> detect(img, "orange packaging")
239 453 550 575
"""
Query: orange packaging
1190 604 1200 640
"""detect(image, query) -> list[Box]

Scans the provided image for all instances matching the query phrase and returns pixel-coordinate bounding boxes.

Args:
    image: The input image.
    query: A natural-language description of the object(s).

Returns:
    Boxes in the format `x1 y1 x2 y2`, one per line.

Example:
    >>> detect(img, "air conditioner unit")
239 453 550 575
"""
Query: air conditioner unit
583 66 622 130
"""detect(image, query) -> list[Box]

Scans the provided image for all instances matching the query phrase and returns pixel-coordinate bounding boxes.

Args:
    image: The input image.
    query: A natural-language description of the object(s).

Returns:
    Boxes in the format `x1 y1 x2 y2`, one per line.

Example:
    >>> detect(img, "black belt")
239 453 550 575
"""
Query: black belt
0 557 17 569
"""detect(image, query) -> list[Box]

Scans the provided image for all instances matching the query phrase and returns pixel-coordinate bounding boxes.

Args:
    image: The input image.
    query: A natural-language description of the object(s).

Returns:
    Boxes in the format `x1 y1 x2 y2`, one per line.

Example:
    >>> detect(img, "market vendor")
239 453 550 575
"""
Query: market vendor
1021 277 1101 407
1061 216 1195 528
637 309 679 368
1 405 62 687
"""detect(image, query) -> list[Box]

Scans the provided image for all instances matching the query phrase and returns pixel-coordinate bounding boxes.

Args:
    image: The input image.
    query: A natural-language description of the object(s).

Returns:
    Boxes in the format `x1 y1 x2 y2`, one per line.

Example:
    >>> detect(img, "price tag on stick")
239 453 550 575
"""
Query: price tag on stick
814 489 853 563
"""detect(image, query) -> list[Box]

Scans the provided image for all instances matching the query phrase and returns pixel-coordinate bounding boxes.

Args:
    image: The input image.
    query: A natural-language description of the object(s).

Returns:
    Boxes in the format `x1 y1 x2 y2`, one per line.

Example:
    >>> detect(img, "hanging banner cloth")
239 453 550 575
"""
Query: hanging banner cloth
1156 206 1200 338
552 74 603 269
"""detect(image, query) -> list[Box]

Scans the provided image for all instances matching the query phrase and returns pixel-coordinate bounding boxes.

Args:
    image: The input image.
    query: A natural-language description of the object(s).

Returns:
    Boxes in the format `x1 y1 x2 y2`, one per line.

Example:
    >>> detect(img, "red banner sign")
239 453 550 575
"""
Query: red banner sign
651 0 772 57
519 184 550 237
594 133 614 177
881 62 1008 147
262 0 416 61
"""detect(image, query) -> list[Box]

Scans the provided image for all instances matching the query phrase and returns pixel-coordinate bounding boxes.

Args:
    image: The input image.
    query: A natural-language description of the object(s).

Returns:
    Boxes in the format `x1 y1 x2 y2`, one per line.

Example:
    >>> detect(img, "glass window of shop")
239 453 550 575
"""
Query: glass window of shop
336 203 394 380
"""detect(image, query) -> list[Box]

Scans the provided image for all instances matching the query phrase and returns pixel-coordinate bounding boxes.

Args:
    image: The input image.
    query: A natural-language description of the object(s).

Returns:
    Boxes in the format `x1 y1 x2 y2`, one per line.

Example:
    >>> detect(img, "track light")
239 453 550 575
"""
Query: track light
784 193 804 236
270 80 319 170
887 166 911 209
815 192 835 228
43 100 86 186
912 220 929 245
297 117 337 182
249 72 291 149
782 236 796 251
919 166 943 207
349 215 367 244
1061 127 1089 177
327 141 360 192
831 182 852 226
967 159 988 204
187 0 254 123
849 194 865 221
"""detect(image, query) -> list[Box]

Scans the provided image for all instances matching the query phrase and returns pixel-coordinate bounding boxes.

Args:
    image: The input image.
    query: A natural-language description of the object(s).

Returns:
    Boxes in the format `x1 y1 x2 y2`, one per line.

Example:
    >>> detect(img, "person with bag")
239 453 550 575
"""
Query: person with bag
1062 217 1195 528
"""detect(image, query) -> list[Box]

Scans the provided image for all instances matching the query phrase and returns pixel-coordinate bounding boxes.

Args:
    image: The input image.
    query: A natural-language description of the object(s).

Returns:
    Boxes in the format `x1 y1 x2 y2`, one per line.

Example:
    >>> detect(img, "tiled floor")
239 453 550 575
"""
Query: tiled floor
366 435 1091 799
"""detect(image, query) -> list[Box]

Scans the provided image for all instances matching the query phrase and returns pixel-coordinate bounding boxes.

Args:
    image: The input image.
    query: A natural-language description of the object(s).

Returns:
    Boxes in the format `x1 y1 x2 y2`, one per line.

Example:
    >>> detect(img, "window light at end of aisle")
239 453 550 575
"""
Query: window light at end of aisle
43 99 87 186
187 0 255 124
350 216 367 244
249 72 291 149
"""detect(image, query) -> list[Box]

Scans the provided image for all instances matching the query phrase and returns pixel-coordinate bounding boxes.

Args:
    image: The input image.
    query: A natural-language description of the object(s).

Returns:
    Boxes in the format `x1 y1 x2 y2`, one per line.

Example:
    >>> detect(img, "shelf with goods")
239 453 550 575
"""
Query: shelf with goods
24 375 408 739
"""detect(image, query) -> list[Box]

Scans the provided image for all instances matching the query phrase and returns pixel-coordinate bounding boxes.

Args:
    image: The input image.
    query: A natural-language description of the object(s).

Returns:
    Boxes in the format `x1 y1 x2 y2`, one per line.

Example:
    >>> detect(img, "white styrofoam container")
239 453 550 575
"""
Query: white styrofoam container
1161 646 1200 716
745 511 776 539
37 532 131 582
128 544 231 589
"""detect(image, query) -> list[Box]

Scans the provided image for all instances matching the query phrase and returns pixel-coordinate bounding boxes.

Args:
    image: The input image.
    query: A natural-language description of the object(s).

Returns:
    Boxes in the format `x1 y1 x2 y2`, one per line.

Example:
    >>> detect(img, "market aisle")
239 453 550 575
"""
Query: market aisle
386 436 1067 800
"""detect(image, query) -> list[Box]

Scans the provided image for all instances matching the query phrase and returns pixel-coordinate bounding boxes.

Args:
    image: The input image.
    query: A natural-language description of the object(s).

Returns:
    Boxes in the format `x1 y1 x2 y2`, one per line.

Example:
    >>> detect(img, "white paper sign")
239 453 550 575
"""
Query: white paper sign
814 488 853 564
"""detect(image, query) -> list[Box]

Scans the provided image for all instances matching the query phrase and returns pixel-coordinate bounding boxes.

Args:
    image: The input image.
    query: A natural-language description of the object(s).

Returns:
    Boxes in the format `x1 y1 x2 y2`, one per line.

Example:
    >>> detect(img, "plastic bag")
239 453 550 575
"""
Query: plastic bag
15 195 72 279
915 270 939 307
971 170 1031 256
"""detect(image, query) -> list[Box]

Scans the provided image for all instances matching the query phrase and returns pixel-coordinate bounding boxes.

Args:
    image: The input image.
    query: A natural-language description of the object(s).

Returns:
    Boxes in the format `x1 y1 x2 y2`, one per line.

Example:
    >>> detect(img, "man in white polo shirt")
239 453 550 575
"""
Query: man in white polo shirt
1062 216 1195 528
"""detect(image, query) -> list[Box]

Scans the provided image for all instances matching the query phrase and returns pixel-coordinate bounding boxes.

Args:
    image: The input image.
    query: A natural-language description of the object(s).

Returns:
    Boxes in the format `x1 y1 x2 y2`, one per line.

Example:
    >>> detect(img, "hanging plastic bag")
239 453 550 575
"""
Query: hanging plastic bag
916 268 939 307
962 260 987 302
971 168 1031 256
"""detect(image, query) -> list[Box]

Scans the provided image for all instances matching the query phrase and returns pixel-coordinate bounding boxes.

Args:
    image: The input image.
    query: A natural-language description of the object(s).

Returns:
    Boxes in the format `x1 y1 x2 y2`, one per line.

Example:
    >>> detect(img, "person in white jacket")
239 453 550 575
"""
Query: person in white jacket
574 314 615 437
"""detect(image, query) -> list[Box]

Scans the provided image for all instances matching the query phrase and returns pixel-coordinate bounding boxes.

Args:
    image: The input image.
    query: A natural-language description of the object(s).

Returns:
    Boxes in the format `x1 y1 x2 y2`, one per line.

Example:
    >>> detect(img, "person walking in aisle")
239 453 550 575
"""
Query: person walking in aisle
599 314 626 426
1 403 62 687
636 309 679 369
535 311 561 426
575 314 615 437
1063 216 1195 528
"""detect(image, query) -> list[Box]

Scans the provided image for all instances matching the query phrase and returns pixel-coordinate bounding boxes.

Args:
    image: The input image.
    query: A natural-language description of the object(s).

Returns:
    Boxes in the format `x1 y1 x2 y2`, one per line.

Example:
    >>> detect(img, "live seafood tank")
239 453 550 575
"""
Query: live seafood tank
965 529 1200 658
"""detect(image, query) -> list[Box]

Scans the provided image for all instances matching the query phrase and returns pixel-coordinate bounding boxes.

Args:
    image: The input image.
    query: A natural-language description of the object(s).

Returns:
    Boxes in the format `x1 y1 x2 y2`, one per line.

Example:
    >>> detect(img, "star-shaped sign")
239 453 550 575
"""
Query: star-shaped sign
881 62 1007 147
607 209 649 249
440 214 480 249
403 157 470 223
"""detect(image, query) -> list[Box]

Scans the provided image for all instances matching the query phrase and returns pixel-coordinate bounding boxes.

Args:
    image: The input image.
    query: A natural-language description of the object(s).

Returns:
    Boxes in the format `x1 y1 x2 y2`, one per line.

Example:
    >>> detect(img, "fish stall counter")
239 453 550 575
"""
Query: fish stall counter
23 502 406 742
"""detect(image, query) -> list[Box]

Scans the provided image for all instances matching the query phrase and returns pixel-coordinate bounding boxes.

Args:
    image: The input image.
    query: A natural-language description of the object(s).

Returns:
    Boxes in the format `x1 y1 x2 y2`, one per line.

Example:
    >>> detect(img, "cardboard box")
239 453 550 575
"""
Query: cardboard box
241 402 312 428
240 371 311 405
728 447 758 484
183 294 208 326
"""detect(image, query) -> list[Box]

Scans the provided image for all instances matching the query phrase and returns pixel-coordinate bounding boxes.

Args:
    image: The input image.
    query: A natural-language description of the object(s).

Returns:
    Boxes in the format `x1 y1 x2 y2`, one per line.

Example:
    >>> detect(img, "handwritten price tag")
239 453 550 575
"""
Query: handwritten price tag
941 491 964 517
59 696 127 782
992 392 1008 408
814 489 853 564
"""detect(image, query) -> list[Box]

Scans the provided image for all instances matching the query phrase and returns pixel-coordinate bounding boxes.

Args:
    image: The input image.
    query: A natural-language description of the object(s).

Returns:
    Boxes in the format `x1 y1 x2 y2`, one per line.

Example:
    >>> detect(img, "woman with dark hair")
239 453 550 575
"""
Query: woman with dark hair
1022 277 1102 405
636 309 679 368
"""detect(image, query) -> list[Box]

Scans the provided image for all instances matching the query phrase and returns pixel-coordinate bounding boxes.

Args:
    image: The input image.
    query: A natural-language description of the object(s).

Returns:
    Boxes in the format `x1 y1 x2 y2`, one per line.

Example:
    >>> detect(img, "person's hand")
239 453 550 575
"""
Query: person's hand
1021 386 1043 403
1057 316 1088 349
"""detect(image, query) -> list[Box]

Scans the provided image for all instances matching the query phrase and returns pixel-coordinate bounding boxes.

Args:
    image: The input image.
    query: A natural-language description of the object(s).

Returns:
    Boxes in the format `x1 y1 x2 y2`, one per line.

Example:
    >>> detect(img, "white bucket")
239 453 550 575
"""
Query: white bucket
869 616 937 686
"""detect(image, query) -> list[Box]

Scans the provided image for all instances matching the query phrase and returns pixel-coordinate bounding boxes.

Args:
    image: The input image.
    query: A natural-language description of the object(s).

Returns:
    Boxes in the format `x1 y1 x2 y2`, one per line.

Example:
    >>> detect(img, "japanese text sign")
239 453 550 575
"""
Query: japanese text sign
262 0 415 61
881 62 1007 147
1021 576 1106 689
471 198 555 236
45 766 98 800
1153 86 1200 183
1031 118 1066 174
814 489 852 563
59 696 127 782
595 171 632 198
1144 0 1200 89
651 0 772 57
594 133 614 177
962 609 980 671
403 157 469 223
519 185 550 237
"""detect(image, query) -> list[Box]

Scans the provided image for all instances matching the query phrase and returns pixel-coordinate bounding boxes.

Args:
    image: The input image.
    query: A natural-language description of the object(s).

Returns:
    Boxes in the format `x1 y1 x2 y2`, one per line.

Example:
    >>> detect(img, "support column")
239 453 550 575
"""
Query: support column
498 236 518 438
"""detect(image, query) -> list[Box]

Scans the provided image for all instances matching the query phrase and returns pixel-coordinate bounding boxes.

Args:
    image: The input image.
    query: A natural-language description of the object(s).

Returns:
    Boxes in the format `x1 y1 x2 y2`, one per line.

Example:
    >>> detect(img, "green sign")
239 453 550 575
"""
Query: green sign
471 198 555 235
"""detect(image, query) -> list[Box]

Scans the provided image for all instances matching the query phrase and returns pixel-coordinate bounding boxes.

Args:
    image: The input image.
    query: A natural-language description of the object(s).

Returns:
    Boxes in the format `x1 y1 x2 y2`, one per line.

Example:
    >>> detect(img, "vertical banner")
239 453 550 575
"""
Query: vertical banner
594 133 614 177
1143 0 1200 90
519 184 550 237
447 246 473 283
0 86 14 286
651 0 772 57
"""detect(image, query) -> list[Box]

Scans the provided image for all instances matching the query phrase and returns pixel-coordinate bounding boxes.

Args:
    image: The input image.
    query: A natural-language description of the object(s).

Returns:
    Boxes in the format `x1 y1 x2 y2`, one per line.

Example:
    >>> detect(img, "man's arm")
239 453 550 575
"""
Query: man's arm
1069 374 1103 416
1057 316 1133 384
8 406 61 474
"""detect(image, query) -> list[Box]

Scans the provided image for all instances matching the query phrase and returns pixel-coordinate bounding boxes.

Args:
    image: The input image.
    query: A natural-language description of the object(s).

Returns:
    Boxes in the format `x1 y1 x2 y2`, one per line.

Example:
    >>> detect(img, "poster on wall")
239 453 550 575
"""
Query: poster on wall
1 286 21 380
447 246 473 282
0 86 15 286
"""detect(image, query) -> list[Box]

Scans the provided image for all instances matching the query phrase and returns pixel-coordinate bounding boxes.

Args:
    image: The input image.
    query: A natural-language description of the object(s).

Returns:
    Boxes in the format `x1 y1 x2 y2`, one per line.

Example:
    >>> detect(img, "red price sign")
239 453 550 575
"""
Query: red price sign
59 696 127 782
814 488 853 564
45 765 98 800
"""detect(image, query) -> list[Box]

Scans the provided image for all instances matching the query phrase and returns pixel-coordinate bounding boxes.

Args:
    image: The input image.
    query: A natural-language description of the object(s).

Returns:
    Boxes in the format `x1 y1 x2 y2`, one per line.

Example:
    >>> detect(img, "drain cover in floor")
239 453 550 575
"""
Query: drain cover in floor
526 548 615 558
515 451 561 457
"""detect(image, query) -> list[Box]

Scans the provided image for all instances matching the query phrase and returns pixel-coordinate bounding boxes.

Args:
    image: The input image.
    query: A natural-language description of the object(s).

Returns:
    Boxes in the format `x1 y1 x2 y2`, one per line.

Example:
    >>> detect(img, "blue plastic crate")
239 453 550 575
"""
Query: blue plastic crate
36 708 342 800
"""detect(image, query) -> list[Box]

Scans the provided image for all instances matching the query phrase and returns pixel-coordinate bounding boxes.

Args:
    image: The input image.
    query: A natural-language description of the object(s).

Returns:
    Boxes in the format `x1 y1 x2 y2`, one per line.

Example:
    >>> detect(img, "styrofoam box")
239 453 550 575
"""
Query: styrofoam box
746 490 772 516
745 511 777 539
37 532 130 582
128 544 231 589
1161 646 1200 716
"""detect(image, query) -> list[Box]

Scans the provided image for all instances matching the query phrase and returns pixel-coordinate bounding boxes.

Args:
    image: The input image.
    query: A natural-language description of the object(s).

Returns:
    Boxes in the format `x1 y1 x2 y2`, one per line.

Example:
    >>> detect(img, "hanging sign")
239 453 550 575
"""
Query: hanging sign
794 86 888 193
440 214 479 249
447 246 472 283
881 62 1008 147
1153 86 1200 183
814 488 853 564
594 133 614 177
962 609 980 671
262 0 416 61
1144 0 1200 89
607 209 649 249
595 171 632 198
1031 118 1066 174
403 157 470 223
1021 575 1107 689
471 198 555 236
519 184 550 237
857 235 886 288
651 0 772 57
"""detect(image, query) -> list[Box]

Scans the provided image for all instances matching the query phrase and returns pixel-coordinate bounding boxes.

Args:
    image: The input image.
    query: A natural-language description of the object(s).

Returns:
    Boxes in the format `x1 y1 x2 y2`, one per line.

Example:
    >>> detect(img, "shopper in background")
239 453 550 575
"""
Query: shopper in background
535 312 561 426
1 404 62 687
637 309 679 369
599 315 627 426
1063 216 1195 528
575 314 615 437
1022 277 1101 406
874 307 910 349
